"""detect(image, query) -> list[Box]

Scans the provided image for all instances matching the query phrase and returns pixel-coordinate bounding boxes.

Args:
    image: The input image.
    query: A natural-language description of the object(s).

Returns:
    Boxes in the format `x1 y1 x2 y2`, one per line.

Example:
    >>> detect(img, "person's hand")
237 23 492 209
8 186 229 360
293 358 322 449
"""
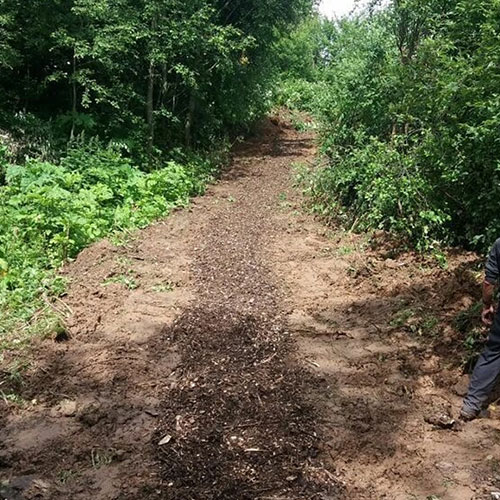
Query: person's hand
482 304 495 326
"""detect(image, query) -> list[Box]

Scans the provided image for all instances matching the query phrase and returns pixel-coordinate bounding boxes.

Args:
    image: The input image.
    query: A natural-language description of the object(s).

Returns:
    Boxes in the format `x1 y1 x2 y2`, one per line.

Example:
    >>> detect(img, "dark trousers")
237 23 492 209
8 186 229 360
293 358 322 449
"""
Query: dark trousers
463 309 500 413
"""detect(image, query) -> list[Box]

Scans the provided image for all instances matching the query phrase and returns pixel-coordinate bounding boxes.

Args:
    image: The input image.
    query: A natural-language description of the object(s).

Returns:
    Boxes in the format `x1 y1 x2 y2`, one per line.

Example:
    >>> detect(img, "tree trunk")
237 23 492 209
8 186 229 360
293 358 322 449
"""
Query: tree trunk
185 91 196 148
147 59 155 153
146 15 158 154
70 50 77 141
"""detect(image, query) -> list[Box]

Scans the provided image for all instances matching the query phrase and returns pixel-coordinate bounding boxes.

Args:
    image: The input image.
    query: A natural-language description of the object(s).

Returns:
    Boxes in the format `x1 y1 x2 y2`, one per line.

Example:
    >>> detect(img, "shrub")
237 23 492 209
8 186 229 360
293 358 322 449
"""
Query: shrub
306 137 450 250
0 143 216 340
281 3 500 253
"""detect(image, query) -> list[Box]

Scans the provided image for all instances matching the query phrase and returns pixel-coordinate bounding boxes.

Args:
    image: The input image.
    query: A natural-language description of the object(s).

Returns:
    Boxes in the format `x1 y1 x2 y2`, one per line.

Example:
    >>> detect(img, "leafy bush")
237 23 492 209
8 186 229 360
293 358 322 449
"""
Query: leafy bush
275 78 329 114
307 137 450 249
281 3 500 252
0 143 216 340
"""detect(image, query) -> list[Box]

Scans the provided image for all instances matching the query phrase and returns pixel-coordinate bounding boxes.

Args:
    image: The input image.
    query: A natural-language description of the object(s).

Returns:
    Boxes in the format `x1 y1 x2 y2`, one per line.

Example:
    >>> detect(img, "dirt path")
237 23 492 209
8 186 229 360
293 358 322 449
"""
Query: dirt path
2 119 500 499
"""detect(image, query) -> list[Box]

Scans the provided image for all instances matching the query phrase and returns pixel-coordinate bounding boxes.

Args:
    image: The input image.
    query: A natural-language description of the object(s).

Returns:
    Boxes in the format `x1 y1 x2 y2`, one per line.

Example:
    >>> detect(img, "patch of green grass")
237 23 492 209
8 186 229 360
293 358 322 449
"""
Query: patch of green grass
151 281 175 293
102 274 138 290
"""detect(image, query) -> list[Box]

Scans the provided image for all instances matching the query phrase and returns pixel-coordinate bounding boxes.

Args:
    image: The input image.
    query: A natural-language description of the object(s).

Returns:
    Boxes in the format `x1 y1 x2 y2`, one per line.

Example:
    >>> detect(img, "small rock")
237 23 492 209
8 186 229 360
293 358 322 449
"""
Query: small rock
436 461 455 473
490 492 500 500
59 399 77 417
9 475 37 490
385 258 398 269
158 435 172 446
424 413 457 429
77 401 102 426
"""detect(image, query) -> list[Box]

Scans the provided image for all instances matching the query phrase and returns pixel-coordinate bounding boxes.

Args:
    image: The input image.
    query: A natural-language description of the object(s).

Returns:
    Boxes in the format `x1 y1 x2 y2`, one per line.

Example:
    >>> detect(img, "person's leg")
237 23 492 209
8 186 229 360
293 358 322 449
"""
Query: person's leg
462 311 500 418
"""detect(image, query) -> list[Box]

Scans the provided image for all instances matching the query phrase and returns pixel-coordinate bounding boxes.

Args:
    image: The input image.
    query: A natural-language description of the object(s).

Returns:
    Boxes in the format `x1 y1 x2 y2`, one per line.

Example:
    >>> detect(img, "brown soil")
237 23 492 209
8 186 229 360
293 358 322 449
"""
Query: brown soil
1 117 500 499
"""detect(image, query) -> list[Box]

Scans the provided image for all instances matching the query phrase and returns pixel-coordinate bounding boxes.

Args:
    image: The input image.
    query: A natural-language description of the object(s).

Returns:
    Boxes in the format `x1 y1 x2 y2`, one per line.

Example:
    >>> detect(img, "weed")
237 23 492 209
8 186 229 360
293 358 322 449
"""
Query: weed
455 301 482 334
411 315 439 337
58 469 78 484
433 250 448 270
115 256 133 268
390 308 415 328
4 359 28 386
454 301 486 370
91 449 114 469
151 281 175 293
0 390 26 407
289 110 317 132
337 245 354 256
441 477 456 489
463 327 485 369
103 275 138 290
489 457 500 474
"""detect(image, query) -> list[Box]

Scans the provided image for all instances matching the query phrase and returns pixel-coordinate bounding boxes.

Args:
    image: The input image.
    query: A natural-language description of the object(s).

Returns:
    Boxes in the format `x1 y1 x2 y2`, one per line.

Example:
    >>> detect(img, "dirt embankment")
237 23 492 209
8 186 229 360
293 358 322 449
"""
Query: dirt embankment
1 117 500 500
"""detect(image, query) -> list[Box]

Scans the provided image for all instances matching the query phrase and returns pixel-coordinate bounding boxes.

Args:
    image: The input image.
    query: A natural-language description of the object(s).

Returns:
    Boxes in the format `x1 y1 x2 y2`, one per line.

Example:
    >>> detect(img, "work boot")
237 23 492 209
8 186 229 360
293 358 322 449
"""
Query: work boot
459 406 480 421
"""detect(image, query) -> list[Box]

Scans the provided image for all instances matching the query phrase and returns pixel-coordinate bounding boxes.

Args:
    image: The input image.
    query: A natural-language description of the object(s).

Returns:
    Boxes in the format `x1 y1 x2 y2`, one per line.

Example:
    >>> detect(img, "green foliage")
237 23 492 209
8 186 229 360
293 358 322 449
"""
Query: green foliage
0 0 314 350
281 2 500 252
0 143 216 342
0 3 17 69
308 137 450 249
276 78 329 114
0 0 314 154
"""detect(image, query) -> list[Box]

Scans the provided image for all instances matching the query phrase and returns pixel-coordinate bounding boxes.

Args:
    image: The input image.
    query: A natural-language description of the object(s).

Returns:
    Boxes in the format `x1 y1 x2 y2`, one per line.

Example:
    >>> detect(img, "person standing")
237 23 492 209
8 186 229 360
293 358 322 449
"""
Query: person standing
461 238 500 420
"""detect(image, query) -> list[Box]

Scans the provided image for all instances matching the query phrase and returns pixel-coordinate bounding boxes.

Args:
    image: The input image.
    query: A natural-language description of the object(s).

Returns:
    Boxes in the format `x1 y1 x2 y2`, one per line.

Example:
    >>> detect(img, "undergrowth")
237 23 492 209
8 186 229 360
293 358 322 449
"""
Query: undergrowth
0 141 219 354
277 3 500 254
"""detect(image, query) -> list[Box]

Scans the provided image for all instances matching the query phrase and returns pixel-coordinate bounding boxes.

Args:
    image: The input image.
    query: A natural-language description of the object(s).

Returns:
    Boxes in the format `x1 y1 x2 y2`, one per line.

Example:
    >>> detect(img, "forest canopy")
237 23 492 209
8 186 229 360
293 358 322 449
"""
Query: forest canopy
0 0 313 157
